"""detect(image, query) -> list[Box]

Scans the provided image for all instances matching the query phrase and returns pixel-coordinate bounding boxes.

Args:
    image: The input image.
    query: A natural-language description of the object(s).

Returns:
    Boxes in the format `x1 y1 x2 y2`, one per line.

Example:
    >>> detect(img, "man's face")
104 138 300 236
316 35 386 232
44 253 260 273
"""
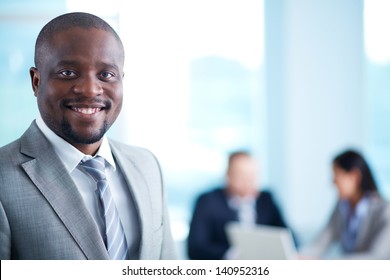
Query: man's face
227 155 259 197
30 27 124 152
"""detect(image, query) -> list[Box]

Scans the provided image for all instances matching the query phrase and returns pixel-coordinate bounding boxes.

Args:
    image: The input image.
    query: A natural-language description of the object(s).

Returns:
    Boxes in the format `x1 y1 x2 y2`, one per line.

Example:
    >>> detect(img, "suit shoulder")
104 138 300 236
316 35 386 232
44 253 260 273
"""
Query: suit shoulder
196 188 225 204
109 139 157 163
0 138 23 168
258 190 273 201
0 138 25 189
0 138 21 157
108 139 163 182
372 196 390 216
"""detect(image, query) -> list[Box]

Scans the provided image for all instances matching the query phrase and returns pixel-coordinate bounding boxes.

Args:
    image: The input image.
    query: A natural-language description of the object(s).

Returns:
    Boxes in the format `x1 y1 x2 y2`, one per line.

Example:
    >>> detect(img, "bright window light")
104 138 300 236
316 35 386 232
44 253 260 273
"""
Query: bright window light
364 0 390 64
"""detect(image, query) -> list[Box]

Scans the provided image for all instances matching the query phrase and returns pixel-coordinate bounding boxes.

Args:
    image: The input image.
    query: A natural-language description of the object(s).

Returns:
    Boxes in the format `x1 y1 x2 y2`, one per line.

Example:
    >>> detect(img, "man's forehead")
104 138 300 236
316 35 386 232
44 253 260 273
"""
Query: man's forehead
50 26 115 41
47 27 124 57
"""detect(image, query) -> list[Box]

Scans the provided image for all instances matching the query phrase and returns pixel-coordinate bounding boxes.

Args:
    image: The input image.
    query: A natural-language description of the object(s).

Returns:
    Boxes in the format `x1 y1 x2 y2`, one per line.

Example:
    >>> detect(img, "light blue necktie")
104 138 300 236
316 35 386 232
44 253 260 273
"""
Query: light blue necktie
79 156 128 260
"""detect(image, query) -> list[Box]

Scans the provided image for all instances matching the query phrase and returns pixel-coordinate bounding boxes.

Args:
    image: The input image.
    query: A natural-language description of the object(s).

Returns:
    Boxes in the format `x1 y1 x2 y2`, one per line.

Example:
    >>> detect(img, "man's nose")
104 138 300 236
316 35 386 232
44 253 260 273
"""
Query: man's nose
73 74 103 96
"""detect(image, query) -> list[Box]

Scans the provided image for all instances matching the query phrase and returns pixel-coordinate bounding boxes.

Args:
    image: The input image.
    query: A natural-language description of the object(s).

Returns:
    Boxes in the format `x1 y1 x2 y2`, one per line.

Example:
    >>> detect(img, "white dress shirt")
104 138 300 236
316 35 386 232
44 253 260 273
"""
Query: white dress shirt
224 195 257 259
228 195 257 226
35 117 140 259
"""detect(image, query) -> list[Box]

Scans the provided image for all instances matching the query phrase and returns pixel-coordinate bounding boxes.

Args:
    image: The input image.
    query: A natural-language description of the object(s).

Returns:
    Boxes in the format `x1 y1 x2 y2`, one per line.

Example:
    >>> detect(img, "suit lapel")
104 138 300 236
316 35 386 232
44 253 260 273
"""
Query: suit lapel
20 122 109 259
110 142 153 259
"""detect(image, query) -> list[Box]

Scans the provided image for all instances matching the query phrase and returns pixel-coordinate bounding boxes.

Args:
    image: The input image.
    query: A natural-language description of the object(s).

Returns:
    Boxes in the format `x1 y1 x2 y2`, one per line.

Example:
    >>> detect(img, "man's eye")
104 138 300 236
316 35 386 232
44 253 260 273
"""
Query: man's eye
59 70 76 77
101 71 114 79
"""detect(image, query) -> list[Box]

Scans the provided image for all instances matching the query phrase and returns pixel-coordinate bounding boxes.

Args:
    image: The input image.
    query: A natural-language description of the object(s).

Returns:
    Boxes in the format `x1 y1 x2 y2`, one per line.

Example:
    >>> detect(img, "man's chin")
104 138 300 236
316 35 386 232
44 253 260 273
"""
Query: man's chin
61 126 108 145
64 130 106 144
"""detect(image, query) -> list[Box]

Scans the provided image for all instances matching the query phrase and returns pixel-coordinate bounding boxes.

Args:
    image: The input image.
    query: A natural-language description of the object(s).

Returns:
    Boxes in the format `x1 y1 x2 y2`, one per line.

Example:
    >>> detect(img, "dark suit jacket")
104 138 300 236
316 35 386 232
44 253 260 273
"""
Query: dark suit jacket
187 188 288 259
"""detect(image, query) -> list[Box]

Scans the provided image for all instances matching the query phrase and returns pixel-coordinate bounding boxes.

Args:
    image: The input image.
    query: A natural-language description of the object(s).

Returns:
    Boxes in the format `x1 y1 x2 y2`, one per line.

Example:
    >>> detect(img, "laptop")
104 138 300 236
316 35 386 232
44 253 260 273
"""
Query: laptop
225 222 297 260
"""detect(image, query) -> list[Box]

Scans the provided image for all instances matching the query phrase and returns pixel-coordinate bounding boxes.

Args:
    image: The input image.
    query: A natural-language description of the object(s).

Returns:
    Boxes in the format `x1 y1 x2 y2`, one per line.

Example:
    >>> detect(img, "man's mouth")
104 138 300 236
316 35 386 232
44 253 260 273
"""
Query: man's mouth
71 107 103 115
63 98 111 117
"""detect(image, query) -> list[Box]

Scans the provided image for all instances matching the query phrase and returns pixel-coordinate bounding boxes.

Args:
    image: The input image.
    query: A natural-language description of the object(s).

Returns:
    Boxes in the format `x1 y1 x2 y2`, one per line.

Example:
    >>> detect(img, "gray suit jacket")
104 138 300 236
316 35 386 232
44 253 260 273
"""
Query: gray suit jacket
0 121 176 260
301 194 390 259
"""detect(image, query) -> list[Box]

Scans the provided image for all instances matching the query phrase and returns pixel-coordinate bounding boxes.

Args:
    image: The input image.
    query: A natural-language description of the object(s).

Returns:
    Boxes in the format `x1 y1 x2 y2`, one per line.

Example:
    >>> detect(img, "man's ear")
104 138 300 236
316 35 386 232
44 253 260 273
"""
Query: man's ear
30 67 40 97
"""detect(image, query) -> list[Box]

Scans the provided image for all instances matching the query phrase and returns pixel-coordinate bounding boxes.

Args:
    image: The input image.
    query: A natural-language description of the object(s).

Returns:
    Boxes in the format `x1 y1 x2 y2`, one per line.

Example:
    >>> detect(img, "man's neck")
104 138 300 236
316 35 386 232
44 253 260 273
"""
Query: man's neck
71 140 103 156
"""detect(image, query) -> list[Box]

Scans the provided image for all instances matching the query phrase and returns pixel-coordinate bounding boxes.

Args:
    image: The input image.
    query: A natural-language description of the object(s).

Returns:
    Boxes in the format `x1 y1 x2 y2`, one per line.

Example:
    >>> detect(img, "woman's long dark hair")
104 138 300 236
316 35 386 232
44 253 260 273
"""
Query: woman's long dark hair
333 149 378 194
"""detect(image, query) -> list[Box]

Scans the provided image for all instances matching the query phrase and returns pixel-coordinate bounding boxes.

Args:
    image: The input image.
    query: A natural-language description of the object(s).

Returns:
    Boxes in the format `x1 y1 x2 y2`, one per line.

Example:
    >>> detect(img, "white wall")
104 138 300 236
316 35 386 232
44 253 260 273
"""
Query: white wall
265 0 365 244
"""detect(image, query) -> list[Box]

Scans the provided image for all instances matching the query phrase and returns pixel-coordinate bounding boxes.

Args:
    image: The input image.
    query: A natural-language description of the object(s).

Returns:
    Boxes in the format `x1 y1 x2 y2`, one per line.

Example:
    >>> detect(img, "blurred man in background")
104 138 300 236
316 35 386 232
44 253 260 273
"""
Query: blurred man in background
187 151 290 259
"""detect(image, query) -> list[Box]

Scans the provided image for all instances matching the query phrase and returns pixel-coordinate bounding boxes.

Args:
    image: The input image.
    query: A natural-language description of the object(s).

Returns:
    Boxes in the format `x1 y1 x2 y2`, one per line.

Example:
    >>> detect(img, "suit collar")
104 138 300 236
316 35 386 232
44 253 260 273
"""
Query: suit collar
20 121 109 259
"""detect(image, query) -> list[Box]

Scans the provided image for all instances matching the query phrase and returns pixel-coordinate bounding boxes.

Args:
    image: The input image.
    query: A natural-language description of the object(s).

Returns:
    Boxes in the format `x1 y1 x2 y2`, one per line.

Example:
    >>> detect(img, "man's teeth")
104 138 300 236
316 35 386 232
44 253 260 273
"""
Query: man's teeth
72 107 101 114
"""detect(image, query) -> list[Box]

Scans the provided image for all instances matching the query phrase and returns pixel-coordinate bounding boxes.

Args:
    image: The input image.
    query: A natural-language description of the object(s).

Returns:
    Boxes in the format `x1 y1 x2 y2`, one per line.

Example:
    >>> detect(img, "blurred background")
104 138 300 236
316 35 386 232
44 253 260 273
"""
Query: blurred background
1 0 389 259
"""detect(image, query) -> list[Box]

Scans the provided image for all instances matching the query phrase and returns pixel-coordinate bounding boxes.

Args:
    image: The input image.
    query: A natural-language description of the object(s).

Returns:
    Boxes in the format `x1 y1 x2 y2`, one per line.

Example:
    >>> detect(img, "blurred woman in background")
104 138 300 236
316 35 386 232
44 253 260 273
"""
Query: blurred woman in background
301 149 390 259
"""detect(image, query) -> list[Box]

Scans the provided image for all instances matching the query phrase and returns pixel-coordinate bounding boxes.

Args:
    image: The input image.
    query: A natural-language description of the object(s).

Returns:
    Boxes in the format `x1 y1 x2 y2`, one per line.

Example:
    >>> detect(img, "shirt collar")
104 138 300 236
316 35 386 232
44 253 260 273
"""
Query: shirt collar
339 195 370 219
227 195 256 210
35 116 116 172
93 135 116 170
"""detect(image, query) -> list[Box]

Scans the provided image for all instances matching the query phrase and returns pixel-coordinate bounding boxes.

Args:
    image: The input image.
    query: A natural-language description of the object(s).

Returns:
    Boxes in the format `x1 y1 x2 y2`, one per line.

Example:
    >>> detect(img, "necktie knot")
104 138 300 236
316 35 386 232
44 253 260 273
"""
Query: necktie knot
79 156 107 182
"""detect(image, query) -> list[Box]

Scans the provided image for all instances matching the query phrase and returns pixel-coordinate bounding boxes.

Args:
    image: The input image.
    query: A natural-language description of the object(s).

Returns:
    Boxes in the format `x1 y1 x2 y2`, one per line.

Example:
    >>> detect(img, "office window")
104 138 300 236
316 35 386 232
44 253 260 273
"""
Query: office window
364 0 390 199
116 1 266 257
0 0 67 145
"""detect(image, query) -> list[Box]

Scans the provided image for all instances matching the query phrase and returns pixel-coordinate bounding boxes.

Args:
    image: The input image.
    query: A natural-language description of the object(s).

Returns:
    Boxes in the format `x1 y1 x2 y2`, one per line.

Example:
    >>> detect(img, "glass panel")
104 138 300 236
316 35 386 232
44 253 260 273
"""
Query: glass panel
116 1 265 258
364 0 390 199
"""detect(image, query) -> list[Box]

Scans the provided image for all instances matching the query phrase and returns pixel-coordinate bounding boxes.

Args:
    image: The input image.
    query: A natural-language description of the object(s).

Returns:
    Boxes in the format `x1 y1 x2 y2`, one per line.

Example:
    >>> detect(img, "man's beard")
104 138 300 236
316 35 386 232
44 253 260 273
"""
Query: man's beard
60 118 110 144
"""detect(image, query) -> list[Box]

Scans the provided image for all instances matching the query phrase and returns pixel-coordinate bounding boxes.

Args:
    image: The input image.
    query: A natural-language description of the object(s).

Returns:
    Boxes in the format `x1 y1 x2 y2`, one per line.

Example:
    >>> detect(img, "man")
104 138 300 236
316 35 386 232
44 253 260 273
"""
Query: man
0 12 176 260
187 151 289 259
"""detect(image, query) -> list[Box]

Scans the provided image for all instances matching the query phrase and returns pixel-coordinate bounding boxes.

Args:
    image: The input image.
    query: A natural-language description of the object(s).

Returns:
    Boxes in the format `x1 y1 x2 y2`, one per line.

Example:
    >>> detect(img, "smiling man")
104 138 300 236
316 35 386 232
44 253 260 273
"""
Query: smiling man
0 12 176 260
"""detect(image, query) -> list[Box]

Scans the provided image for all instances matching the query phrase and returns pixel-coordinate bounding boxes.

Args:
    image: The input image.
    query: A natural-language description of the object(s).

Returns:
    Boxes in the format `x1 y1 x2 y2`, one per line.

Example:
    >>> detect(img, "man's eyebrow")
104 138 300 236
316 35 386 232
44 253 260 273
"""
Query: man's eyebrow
99 62 120 72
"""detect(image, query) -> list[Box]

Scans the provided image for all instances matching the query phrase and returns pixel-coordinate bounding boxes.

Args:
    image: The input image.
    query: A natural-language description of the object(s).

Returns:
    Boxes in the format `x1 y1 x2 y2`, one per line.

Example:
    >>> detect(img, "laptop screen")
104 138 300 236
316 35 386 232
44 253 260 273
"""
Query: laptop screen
226 222 297 260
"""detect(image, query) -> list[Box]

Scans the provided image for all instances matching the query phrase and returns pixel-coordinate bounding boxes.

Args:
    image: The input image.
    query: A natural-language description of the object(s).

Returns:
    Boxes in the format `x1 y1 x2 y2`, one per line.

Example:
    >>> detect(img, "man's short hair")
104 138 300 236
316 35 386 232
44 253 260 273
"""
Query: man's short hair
228 150 251 167
34 12 124 68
